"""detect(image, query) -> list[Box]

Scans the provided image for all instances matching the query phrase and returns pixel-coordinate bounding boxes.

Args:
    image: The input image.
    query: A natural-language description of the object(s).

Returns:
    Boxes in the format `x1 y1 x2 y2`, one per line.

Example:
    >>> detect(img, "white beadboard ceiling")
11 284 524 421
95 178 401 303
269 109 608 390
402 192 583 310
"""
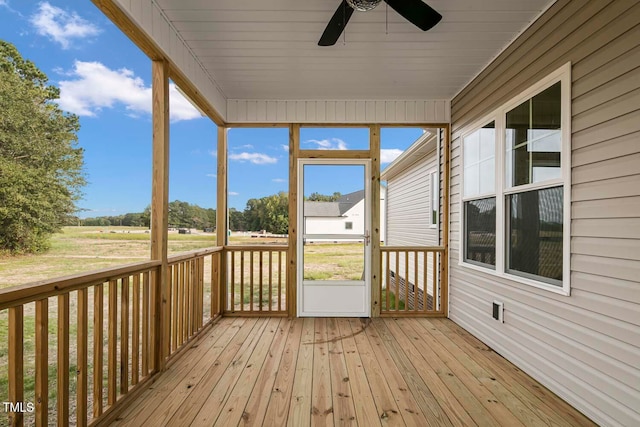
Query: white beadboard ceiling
152 0 553 101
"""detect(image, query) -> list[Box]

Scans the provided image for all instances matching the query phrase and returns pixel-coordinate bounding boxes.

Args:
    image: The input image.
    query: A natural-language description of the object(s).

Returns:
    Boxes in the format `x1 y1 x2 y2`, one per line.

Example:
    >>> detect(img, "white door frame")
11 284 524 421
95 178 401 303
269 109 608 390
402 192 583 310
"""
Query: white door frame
297 159 371 317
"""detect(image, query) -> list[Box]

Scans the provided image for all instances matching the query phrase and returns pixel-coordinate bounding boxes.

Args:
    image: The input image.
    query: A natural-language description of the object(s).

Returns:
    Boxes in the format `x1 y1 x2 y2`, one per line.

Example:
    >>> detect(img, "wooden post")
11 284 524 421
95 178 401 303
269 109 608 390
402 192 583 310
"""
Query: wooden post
58 294 70 424
151 59 170 371
370 124 381 317
441 126 450 317
35 299 48 427
8 306 23 427
217 126 228 313
287 124 299 317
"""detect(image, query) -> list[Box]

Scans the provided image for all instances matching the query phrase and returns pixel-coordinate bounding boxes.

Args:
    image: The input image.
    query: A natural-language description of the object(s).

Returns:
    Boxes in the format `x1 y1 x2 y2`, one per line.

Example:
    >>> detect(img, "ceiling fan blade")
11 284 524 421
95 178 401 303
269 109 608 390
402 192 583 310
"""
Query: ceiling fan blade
384 0 442 31
318 0 355 46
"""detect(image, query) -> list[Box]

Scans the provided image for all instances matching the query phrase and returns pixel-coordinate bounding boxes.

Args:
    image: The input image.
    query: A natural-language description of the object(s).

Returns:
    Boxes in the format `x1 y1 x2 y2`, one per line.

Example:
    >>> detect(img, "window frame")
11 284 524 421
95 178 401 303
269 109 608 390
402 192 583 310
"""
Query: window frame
458 62 571 296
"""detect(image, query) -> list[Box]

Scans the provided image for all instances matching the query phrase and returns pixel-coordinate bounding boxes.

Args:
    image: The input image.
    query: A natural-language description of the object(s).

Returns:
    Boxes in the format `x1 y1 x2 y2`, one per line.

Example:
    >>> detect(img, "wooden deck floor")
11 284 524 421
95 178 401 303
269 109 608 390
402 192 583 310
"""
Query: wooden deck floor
111 317 595 427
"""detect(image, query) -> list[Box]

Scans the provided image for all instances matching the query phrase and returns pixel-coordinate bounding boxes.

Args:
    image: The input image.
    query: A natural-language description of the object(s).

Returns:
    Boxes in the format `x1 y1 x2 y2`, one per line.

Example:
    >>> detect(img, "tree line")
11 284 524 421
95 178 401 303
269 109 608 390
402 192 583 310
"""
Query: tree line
80 191 341 235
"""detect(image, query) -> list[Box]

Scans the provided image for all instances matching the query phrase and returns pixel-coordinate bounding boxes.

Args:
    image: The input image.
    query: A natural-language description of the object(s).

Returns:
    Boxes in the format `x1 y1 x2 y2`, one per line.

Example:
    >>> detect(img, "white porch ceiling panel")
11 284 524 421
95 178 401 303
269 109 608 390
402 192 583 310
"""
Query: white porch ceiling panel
112 0 553 123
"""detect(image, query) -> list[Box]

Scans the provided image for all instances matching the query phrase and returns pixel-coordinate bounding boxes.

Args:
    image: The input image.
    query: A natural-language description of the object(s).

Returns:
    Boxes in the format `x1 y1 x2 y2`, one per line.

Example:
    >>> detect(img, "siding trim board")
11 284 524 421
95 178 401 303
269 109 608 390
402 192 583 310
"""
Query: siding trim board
448 0 640 425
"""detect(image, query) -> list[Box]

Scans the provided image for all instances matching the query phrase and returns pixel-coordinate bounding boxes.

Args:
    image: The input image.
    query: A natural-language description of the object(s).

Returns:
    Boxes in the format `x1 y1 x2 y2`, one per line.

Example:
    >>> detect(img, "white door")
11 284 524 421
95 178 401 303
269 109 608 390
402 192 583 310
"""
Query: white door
297 159 371 317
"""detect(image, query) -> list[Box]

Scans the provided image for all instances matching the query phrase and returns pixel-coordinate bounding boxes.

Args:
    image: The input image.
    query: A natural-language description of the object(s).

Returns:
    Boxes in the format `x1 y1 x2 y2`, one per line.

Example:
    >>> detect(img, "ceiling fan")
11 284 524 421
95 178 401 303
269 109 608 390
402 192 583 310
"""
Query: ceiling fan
319 0 442 46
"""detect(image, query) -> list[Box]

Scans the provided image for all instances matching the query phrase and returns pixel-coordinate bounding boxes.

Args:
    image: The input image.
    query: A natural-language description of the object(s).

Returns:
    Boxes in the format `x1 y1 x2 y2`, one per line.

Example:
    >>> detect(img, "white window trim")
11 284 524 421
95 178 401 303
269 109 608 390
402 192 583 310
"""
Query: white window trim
458 62 572 296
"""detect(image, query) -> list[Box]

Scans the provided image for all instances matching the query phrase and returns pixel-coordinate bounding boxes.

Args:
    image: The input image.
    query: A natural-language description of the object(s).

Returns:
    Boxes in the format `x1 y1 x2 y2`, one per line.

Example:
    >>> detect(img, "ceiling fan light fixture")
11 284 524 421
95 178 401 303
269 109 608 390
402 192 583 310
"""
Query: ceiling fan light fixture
346 0 383 12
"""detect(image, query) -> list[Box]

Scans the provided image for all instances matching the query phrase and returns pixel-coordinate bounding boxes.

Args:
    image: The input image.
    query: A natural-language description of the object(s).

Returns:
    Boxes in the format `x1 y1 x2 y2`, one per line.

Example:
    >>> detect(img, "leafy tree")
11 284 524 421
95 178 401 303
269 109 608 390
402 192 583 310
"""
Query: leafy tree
307 192 341 202
0 41 85 253
243 192 288 234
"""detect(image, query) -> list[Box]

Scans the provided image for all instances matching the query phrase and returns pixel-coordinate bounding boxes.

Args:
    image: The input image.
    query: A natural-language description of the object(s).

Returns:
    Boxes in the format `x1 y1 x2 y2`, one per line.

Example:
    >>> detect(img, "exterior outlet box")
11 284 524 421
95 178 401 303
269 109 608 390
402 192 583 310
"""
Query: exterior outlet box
492 301 504 323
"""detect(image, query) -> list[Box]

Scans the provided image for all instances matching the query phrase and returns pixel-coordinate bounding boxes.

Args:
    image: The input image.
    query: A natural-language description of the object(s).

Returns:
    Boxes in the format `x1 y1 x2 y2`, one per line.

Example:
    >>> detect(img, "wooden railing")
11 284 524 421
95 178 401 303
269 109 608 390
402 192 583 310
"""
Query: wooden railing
225 246 288 316
166 248 223 360
0 246 225 427
380 246 445 316
0 261 161 427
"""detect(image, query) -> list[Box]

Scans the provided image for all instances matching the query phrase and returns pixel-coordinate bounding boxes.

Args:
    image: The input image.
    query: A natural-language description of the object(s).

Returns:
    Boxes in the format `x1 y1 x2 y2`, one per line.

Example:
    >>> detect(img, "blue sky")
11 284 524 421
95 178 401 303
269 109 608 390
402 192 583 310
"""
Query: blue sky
0 1 423 216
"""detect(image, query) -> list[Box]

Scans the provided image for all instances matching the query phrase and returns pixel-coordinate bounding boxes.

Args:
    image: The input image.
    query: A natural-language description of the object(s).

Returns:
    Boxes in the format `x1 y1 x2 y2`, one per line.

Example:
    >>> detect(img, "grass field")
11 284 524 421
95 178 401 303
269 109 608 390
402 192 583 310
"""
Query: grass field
0 227 368 425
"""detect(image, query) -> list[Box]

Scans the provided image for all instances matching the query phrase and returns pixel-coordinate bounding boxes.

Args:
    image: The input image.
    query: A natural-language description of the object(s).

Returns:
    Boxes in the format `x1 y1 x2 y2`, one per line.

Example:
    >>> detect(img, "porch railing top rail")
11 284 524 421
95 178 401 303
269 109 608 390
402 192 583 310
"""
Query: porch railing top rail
225 245 289 251
167 246 223 264
381 246 445 252
0 260 162 310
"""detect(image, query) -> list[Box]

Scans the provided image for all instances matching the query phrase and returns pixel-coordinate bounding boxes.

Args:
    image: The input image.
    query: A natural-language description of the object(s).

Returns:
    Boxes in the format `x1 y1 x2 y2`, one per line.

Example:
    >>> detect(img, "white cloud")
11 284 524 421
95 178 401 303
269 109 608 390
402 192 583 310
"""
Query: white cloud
206 173 217 178
56 61 202 122
229 191 239 196
305 138 348 150
30 2 100 49
0 1 8 7
229 152 277 165
281 144 289 152
381 148 403 164
272 178 286 183
236 144 254 149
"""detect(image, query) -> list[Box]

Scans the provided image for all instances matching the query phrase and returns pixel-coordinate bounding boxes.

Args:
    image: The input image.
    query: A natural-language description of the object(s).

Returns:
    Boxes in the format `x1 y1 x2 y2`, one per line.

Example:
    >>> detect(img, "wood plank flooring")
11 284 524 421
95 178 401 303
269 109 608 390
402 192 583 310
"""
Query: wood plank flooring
111 317 596 427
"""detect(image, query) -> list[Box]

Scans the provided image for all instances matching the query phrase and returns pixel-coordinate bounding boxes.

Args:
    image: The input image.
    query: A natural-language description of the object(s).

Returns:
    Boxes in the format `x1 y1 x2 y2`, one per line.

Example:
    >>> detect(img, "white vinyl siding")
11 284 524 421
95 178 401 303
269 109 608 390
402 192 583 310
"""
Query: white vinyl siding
387 153 438 247
449 1 640 426
386 151 439 298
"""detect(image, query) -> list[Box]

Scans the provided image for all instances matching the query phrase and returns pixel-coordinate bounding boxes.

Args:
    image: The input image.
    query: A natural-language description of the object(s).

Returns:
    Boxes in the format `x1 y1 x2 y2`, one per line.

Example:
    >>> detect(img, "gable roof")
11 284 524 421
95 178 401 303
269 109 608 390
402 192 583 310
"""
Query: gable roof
304 190 365 217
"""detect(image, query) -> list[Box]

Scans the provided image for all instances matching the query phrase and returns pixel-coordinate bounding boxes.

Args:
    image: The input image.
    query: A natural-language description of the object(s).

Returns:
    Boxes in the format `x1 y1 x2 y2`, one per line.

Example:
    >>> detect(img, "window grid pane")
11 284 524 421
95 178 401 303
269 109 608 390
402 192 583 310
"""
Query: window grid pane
507 186 563 285
464 197 496 268
506 82 562 188
463 121 495 198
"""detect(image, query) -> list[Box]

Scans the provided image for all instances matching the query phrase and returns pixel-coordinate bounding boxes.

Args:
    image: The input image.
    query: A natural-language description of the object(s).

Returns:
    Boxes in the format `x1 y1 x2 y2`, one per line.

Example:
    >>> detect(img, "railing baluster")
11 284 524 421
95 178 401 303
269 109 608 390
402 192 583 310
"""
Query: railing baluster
230 251 235 312
108 279 117 406
35 299 48 427
431 252 442 311
178 262 184 346
240 251 245 312
93 284 104 417
188 259 194 336
212 253 219 317
385 251 390 311
404 251 409 312
414 251 419 312
120 277 129 395
58 293 70 425
142 273 149 377
277 251 282 311
171 265 178 352
199 257 205 327
132 274 140 386
423 252 428 312
395 251 400 312
259 251 263 311
8 306 24 427
268 251 273 312
249 251 254 312
77 288 89 427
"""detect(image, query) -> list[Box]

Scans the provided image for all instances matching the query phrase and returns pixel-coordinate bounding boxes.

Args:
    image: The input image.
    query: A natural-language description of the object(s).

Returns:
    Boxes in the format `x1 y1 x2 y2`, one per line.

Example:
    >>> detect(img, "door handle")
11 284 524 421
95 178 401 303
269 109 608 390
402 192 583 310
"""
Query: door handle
364 230 371 246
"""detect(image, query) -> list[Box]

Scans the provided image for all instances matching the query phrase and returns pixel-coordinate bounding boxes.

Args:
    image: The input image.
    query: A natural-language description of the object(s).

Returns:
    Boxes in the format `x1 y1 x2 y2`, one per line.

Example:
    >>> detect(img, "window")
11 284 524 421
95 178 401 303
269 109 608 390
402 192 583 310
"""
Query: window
462 122 496 267
460 63 570 294
430 170 439 227
345 221 353 230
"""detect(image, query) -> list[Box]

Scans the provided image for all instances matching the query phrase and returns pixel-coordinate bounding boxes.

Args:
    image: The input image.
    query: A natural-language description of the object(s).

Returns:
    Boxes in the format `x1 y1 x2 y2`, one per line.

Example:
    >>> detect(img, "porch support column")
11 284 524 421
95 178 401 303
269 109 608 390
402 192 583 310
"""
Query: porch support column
217 126 228 313
441 126 450 317
370 125 381 317
287 124 299 317
151 59 170 371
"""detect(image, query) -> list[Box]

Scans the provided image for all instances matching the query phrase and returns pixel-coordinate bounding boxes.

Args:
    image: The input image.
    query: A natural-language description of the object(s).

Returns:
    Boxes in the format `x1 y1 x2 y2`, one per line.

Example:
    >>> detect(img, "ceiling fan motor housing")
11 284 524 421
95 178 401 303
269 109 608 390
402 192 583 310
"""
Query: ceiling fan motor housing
346 0 383 12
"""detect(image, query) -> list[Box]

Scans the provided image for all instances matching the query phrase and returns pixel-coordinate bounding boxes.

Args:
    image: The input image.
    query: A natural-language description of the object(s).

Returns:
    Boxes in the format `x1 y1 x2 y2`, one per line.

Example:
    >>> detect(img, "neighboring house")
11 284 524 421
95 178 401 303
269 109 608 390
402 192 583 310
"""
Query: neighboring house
303 188 386 242
382 130 441 308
